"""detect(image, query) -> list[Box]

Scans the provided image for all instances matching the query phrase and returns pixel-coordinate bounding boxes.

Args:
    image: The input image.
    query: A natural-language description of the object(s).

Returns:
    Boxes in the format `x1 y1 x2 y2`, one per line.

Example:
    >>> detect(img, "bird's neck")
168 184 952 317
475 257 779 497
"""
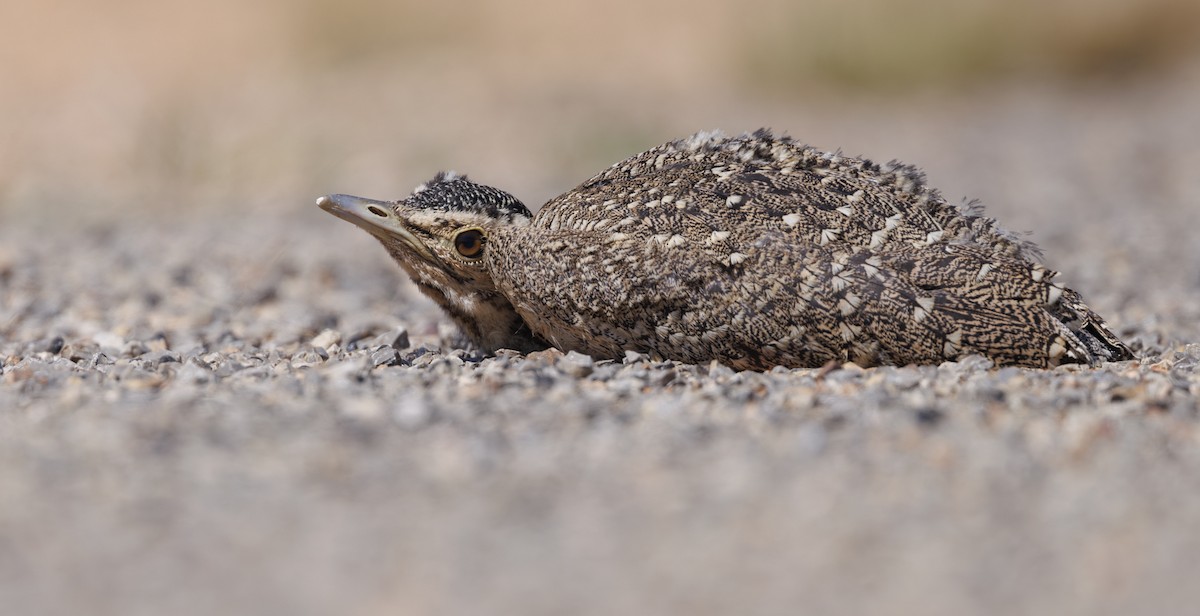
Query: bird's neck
405 270 546 354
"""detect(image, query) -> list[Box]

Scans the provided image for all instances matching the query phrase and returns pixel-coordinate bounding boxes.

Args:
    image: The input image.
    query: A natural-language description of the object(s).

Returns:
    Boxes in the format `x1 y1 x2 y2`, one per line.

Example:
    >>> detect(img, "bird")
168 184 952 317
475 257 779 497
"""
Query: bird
317 129 1134 370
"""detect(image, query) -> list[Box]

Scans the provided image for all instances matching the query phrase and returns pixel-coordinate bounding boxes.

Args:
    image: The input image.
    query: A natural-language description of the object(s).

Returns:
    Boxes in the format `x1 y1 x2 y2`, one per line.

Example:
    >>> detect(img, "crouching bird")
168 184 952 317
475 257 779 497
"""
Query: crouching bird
317 130 1133 370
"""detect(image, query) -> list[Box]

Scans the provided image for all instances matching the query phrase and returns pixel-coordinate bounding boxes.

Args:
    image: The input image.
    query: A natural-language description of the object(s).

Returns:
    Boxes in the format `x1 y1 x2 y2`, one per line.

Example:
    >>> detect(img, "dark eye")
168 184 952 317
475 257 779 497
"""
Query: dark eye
454 229 486 258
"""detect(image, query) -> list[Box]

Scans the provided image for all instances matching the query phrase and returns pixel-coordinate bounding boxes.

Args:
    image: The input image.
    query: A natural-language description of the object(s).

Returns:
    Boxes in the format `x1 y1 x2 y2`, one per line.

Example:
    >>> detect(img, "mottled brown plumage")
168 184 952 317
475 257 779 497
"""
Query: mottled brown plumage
317 130 1134 369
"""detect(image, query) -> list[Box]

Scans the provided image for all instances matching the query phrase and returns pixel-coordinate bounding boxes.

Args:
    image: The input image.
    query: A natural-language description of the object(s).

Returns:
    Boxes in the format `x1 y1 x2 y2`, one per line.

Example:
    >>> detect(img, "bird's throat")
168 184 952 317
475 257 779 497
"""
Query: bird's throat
411 277 547 354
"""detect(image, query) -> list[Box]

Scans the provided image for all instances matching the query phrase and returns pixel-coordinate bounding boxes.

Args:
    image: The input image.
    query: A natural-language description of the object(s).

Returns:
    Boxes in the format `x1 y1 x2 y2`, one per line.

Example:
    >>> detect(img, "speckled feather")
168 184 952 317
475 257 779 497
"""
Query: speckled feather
322 130 1134 369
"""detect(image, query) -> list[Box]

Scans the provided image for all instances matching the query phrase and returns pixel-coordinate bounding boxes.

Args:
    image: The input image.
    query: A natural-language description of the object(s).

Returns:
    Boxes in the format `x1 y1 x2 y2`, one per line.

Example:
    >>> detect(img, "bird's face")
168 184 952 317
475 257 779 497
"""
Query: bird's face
317 193 499 286
317 172 544 352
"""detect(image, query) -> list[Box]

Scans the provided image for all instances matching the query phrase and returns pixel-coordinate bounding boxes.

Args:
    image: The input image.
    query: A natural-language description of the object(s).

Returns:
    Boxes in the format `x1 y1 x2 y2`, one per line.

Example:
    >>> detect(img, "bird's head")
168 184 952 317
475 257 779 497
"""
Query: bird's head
317 171 546 353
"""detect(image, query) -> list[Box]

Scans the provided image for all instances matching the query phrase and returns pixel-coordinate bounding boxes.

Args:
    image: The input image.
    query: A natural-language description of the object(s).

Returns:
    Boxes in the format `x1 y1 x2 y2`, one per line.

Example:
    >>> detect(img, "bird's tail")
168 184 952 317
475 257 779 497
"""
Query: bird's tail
1053 288 1135 364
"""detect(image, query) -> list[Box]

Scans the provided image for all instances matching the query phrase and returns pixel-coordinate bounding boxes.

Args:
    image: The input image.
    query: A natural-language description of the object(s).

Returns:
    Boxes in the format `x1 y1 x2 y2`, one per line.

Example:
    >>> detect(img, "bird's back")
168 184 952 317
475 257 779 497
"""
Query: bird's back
488 130 1132 369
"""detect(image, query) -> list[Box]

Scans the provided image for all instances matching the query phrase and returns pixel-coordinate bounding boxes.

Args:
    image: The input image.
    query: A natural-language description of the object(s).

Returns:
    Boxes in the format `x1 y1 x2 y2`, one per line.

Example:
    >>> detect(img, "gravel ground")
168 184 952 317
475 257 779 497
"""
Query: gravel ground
3 86 1200 615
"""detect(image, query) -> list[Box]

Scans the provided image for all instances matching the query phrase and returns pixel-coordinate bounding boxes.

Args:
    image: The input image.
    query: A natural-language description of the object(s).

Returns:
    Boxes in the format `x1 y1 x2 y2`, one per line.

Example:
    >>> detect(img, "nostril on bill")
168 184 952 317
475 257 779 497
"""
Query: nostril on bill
367 206 388 218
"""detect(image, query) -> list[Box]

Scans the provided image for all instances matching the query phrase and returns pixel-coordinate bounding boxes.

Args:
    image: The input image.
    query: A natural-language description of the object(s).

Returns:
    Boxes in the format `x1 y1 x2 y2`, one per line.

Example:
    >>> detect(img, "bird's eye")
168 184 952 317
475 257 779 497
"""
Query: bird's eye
454 228 486 258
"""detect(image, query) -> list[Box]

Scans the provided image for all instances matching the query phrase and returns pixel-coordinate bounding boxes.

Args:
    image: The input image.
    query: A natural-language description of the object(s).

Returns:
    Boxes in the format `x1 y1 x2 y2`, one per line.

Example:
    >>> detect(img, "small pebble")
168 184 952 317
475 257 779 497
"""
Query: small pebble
311 329 342 352
142 350 182 366
558 351 594 377
371 346 399 367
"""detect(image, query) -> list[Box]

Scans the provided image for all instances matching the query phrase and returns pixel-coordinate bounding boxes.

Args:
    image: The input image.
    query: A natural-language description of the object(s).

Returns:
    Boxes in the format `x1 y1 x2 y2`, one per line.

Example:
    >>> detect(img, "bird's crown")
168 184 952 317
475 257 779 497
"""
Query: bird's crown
406 171 532 222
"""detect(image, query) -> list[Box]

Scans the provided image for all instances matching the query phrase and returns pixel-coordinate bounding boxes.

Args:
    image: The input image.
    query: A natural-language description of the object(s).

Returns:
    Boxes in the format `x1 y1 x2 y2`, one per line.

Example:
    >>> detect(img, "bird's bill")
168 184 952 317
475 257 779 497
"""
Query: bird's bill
316 193 436 260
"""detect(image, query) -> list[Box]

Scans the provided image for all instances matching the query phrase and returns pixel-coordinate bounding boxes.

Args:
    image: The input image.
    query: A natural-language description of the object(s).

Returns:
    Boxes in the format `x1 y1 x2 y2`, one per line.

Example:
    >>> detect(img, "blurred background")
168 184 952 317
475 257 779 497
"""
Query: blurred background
3 3 1200 615
2 0 1198 228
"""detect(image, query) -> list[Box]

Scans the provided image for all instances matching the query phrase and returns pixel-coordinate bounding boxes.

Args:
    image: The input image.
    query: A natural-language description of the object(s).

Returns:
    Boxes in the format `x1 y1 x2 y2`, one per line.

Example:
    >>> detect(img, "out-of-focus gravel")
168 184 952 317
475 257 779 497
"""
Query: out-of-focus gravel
3 97 1200 615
